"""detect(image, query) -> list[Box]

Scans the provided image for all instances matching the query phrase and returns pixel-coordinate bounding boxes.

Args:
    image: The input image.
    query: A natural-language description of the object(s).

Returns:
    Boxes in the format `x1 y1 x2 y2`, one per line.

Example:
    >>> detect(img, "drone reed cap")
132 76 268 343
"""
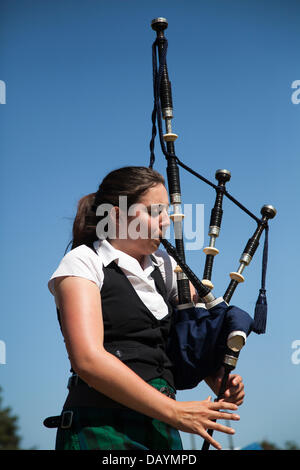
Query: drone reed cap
151 18 168 32
215 169 231 184
261 205 277 219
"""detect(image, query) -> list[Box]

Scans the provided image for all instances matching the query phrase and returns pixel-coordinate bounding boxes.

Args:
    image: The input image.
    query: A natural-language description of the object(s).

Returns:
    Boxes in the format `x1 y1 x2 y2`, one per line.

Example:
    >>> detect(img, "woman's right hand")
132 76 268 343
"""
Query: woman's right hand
172 396 240 450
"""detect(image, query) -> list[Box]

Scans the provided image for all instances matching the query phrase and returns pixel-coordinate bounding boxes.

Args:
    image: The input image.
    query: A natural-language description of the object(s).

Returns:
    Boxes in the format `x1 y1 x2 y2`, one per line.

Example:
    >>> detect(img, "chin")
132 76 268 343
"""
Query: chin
152 238 161 250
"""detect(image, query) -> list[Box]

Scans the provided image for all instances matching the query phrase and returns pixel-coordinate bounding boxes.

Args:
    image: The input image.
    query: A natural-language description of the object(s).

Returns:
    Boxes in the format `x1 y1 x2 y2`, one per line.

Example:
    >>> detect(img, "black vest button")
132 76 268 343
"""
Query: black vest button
115 350 122 358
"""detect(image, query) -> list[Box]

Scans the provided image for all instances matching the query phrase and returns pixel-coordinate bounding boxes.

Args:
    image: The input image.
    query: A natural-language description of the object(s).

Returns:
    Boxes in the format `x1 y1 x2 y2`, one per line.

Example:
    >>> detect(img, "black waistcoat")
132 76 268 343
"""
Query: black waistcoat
62 252 176 409
101 260 175 387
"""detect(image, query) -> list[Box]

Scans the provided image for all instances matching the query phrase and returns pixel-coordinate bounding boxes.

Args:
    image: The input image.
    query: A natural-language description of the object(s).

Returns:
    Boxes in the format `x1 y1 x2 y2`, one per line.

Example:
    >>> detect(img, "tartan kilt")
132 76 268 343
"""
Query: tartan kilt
55 378 183 450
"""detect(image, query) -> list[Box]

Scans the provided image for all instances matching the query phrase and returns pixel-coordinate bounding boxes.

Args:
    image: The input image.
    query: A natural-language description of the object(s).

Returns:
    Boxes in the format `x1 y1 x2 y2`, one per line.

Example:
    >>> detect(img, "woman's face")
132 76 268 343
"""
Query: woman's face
116 183 170 257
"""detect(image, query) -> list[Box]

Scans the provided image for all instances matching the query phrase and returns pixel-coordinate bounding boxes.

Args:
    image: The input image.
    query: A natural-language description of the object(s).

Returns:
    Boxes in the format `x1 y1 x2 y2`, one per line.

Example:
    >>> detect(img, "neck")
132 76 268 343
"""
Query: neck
108 238 146 267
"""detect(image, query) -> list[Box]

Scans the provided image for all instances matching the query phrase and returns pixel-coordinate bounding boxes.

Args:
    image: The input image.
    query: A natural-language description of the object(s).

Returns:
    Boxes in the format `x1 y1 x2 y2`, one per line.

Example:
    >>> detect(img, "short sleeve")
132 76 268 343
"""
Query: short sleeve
48 245 104 296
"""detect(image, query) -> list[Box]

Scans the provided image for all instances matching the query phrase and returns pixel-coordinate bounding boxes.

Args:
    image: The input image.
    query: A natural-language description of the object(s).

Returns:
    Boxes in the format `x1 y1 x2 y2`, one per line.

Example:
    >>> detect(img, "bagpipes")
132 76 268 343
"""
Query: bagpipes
149 18 276 450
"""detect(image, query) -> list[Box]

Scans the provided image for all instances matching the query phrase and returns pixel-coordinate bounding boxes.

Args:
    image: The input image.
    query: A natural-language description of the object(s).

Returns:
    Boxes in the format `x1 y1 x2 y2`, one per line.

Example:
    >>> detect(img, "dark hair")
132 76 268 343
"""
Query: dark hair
70 166 165 250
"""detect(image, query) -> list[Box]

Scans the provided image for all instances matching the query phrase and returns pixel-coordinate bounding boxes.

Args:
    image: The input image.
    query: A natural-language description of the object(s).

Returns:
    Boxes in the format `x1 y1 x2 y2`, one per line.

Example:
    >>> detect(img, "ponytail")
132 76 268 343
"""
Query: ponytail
71 192 97 249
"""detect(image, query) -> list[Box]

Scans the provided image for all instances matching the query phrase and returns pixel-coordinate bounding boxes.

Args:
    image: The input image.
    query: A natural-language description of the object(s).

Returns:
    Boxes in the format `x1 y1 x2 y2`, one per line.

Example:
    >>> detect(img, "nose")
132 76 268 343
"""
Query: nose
160 207 170 229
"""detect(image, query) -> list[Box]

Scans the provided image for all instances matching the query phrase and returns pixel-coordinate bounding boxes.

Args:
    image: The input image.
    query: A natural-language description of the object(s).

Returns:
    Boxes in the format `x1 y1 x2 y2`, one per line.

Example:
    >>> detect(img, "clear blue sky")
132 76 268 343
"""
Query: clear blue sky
1 0 299 450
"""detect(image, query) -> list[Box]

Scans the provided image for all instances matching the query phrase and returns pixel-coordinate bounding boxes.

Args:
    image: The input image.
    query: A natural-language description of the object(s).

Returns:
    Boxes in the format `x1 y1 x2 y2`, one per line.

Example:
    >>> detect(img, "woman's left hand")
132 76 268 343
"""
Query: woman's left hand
205 368 245 406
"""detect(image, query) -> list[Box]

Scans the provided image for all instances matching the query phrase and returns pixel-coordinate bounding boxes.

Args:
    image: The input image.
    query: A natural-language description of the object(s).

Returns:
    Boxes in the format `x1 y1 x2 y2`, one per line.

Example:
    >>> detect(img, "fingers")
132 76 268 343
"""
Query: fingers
175 398 240 449
222 374 245 405
226 392 244 406
200 430 223 451
228 375 243 393
200 423 235 451
210 400 238 411
199 420 236 451
210 410 240 422
200 409 238 451
207 420 236 435
222 389 244 405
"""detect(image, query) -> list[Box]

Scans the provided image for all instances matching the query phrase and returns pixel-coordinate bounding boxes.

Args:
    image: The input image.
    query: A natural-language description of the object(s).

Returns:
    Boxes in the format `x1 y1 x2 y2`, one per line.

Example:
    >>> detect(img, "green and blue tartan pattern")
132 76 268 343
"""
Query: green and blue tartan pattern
55 378 183 450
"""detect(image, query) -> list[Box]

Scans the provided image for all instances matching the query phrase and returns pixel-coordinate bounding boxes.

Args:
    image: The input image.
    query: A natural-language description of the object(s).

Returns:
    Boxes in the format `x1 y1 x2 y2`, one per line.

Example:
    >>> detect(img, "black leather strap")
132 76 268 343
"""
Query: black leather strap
43 410 74 429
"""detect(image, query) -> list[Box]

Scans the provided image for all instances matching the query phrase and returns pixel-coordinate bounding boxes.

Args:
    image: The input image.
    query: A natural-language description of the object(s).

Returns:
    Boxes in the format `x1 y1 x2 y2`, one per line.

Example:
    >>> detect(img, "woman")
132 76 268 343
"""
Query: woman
47 166 244 451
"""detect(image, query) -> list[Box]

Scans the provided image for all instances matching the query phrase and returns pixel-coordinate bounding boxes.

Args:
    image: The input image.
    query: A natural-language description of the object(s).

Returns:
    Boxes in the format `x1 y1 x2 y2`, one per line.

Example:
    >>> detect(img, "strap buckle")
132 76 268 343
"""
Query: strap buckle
61 411 73 429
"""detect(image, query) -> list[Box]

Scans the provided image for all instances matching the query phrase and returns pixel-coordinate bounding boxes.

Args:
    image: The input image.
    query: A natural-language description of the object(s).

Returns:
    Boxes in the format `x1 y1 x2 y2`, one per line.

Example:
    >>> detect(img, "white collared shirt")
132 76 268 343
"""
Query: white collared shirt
48 239 178 320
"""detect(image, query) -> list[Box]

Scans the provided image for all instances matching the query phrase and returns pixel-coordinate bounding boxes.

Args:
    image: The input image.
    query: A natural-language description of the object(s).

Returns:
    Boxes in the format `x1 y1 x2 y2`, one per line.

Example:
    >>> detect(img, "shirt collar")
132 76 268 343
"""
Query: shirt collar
93 239 121 267
93 239 163 273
